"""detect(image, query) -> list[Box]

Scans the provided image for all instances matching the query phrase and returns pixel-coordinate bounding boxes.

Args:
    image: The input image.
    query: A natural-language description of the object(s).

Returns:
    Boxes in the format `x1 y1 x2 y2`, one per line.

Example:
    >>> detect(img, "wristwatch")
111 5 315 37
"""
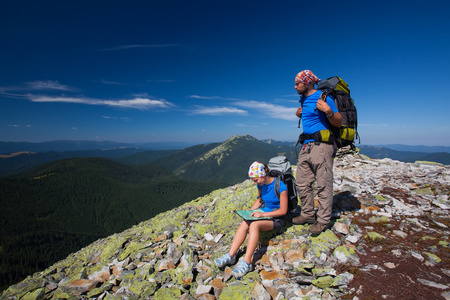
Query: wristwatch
327 113 334 119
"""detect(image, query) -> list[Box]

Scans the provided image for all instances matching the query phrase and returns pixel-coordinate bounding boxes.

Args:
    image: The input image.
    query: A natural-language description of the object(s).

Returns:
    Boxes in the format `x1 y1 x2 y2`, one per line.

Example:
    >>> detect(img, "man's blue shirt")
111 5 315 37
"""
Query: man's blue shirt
301 90 338 143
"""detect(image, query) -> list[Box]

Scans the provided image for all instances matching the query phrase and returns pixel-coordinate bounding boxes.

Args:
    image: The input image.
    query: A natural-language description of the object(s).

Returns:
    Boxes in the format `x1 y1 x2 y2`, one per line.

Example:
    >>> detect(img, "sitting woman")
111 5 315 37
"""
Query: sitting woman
214 161 288 278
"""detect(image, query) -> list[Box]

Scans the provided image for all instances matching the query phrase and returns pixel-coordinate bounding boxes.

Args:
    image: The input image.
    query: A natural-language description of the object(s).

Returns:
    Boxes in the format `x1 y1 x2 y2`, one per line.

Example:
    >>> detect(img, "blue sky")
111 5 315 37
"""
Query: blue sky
1 0 449 146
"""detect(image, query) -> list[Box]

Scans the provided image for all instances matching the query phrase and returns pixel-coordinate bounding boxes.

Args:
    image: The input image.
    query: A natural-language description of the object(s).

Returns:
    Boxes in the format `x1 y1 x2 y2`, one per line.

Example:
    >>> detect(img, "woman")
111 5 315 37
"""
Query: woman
214 161 288 278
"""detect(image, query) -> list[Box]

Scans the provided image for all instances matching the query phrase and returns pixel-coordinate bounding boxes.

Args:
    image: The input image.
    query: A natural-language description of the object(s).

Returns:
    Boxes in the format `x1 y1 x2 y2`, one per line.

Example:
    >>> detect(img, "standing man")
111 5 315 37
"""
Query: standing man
292 70 342 235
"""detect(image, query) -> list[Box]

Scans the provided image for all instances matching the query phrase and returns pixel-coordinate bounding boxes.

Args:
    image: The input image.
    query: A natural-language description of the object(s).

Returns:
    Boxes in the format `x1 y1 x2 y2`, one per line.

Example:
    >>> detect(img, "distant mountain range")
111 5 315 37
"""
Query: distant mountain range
372 144 450 153
358 145 450 165
0 136 298 177
0 140 193 154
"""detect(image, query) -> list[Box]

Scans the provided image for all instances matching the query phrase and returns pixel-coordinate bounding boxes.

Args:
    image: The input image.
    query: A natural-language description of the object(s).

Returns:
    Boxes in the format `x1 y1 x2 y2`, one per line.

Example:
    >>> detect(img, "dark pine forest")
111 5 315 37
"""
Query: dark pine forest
0 157 227 291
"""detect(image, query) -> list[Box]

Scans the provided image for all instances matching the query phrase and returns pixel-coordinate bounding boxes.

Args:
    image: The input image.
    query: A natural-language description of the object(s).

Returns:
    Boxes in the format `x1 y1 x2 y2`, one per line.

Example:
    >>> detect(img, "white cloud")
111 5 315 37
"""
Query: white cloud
235 100 297 121
99 79 145 86
190 95 222 100
0 80 75 95
100 79 129 86
28 95 174 110
8 124 32 128
103 98 172 109
191 106 248 116
102 116 131 121
189 95 297 121
147 79 176 83
26 80 75 91
189 95 242 101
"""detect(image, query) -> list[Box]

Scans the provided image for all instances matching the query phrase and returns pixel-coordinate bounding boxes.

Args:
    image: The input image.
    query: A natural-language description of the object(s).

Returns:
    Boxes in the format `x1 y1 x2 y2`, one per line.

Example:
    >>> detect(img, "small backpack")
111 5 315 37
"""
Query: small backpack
317 76 359 149
267 156 298 214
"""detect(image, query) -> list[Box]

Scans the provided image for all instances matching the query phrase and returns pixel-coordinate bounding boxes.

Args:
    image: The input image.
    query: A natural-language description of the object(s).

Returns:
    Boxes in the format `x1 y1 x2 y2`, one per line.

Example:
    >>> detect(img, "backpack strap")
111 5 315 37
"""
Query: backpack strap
274 177 280 199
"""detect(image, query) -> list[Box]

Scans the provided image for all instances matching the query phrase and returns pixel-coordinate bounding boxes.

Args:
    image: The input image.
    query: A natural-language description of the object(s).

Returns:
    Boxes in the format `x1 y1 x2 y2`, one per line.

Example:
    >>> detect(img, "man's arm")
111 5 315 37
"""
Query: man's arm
326 111 342 128
316 99 342 127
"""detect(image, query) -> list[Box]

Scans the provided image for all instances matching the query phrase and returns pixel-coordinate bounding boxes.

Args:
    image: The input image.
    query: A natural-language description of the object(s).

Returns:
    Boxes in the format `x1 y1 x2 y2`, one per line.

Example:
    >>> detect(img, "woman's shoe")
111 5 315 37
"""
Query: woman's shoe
231 259 252 279
214 253 237 268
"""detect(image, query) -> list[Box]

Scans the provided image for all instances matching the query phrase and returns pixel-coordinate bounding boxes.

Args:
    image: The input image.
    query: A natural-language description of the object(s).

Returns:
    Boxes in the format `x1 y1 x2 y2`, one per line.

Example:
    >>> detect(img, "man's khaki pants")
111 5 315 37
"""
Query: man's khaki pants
296 142 335 224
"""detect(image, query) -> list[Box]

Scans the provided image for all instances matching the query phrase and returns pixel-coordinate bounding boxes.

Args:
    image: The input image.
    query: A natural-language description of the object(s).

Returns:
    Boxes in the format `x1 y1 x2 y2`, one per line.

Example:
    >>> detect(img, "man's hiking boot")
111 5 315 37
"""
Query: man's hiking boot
309 221 329 235
292 215 315 225
214 253 236 268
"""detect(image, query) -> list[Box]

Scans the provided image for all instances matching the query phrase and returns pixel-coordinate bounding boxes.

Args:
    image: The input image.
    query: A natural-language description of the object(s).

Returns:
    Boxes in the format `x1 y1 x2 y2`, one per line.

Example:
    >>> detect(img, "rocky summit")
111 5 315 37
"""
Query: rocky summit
2 151 449 299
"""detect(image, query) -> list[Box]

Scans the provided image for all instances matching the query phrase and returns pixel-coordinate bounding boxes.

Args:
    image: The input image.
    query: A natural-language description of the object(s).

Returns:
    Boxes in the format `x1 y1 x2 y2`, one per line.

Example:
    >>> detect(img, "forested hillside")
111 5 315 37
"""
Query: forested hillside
173 135 298 184
0 148 147 176
117 143 220 168
0 157 226 291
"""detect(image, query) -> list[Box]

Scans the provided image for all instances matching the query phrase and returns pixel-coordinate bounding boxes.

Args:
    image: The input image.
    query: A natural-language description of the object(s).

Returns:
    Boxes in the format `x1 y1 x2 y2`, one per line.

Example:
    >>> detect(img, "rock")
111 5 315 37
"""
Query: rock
312 275 334 288
384 262 396 269
204 232 215 241
333 245 360 265
333 221 350 234
364 232 386 242
442 291 450 300
250 281 271 300
312 268 336 277
196 284 212 295
424 252 442 266
417 278 449 289
21 288 45 300
345 235 359 243
393 230 408 238
60 279 99 295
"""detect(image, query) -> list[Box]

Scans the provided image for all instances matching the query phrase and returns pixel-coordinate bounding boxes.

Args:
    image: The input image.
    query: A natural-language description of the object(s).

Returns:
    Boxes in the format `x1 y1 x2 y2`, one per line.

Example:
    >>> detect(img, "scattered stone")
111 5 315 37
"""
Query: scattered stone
393 230 408 238
417 278 449 289
345 235 359 244
333 245 360 265
334 221 350 234
384 262 396 269
442 291 450 300
250 281 271 300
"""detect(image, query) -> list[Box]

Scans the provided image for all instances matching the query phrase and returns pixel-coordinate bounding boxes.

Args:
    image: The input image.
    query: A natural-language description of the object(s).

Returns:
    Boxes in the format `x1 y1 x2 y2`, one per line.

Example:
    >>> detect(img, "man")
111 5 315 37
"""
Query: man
292 70 342 235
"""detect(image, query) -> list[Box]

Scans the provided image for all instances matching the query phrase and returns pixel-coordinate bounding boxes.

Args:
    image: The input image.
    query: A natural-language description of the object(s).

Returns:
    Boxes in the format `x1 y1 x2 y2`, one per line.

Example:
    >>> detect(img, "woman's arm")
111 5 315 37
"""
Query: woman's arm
249 190 263 210
251 190 288 218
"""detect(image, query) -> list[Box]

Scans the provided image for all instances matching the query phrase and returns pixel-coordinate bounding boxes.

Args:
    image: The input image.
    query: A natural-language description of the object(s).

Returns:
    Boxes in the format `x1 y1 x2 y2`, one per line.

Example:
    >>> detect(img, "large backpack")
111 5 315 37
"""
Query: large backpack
267 156 298 214
317 76 359 149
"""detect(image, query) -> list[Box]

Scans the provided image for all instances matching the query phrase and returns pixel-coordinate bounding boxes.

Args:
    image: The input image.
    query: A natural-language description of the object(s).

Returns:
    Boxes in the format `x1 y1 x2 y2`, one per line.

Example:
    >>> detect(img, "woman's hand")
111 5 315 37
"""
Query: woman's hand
251 211 265 218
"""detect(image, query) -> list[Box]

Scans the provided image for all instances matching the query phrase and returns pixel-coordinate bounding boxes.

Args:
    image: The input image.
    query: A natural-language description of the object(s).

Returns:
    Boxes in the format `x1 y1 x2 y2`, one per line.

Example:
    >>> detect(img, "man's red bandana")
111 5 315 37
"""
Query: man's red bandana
295 70 321 85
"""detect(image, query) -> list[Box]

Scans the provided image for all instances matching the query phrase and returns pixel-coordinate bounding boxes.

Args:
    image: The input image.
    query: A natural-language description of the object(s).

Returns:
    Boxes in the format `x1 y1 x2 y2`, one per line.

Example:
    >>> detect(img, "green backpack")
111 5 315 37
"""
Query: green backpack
317 76 359 149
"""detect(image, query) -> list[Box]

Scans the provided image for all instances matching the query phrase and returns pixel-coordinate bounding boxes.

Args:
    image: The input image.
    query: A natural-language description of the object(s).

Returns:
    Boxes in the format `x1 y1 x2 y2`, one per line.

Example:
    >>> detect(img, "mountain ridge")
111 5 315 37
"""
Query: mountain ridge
2 138 450 176
173 135 297 184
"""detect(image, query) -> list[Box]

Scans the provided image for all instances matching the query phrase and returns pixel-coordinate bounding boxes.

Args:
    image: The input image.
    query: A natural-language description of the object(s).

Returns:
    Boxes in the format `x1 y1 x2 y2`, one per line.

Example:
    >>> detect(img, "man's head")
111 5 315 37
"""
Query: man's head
294 70 321 96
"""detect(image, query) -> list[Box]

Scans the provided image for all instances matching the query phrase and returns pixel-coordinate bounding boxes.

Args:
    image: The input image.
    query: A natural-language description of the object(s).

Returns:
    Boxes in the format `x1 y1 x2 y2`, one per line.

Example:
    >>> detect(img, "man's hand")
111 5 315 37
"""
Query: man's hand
316 99 332 115
296 107 302 118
